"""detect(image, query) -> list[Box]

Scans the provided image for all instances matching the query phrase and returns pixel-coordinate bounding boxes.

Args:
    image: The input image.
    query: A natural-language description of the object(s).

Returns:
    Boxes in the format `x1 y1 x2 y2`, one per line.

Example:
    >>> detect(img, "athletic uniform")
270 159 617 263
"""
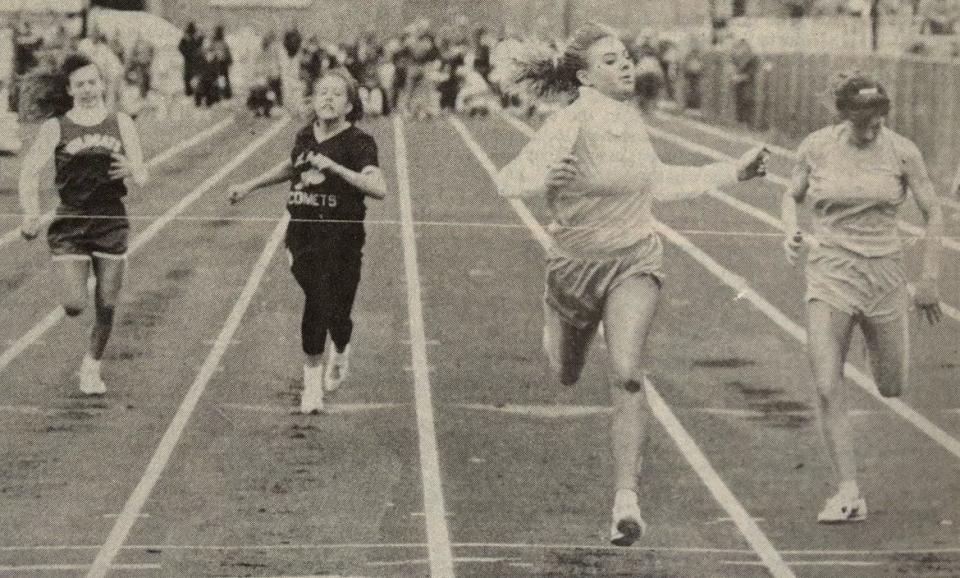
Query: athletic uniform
47 113 128 259
499 86 738 328
798 124 918 323
286 123 378 355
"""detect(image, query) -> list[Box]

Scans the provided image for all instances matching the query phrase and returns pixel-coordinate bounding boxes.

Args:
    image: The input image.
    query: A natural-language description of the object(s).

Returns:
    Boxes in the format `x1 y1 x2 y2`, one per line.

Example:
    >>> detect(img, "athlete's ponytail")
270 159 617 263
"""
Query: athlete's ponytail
503 23 618 100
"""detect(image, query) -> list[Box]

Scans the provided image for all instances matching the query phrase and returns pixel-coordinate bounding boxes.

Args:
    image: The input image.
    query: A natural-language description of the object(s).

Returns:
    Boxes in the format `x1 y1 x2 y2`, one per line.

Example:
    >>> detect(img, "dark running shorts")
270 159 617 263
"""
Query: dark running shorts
47 203 129 259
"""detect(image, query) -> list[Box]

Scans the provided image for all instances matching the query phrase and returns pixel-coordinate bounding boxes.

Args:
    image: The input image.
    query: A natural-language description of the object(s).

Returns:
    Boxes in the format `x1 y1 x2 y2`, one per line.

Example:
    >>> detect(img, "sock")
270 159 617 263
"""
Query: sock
615 488 639 509
82 355 101 375
839 480 859 499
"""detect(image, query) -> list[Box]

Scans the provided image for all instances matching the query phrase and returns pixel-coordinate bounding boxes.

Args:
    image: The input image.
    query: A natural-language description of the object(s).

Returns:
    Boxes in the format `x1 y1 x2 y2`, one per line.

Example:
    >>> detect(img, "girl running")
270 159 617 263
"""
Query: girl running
19 53 148 395
498 24 768 546
782 72 943 523
227 68 386 414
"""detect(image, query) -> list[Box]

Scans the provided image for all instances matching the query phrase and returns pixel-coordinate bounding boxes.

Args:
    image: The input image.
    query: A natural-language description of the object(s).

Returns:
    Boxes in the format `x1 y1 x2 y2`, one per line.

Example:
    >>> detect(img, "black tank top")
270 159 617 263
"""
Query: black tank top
54 113 127 208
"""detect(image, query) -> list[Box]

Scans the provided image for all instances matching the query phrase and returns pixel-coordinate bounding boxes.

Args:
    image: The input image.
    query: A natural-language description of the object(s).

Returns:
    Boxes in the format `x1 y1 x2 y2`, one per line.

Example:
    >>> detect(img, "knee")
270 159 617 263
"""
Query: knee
63 302 85 317
96 305 115 326
610 366 645 394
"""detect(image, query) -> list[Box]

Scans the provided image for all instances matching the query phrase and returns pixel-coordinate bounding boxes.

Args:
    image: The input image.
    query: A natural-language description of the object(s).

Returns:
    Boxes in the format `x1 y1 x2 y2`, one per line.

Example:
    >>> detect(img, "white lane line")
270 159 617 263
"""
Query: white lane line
723 559 884 567
645 378 796 578
0 116 236 250
500 113 960 459
452 116 796 578
393 114 456 578
0 118 289 379
85 213 290 578
453 403 612 418
646 118 960 253
0 564 159 572
220 402 406 414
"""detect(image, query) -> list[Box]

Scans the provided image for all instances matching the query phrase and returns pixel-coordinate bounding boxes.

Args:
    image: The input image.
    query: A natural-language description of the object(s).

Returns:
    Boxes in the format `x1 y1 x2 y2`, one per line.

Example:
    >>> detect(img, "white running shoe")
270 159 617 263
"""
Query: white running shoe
78 363 106 396
610 498 647 546
299 364 325 414
817 492 867 523
324 345 350 393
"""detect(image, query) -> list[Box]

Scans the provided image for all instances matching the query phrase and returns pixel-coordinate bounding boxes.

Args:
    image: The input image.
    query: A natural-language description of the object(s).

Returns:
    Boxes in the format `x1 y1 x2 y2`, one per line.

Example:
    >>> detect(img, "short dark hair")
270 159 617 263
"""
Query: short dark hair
61 52 98 81
314 67 364 122
834 72 890 118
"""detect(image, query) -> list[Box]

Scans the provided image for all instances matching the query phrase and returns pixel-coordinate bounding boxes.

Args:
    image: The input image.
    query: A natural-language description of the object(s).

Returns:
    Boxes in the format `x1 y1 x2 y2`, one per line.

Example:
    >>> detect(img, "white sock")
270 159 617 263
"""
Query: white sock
839 480 859 499
82 355 101 375
615 489 639 509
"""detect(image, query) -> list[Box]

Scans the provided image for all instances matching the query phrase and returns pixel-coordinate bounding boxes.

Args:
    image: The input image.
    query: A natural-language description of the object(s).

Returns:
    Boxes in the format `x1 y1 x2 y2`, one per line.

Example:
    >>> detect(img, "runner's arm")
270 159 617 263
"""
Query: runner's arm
903 143 944 283
117 112 148 186
328 164 387 200
18 118 60 218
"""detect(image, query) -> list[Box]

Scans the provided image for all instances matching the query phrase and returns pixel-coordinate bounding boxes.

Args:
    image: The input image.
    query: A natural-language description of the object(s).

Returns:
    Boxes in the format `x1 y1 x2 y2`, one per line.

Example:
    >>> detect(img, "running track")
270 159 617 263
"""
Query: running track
0 107 957 577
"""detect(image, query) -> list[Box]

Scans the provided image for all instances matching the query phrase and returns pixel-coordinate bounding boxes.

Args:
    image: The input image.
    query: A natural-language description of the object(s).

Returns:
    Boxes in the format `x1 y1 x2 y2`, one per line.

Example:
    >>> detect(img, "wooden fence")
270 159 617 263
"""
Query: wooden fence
699 50 960 190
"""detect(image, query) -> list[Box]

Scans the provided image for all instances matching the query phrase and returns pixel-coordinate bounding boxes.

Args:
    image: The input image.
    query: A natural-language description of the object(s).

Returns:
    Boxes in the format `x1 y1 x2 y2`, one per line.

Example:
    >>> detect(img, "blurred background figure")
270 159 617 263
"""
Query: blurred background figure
178 21 203 99
730 38 758 123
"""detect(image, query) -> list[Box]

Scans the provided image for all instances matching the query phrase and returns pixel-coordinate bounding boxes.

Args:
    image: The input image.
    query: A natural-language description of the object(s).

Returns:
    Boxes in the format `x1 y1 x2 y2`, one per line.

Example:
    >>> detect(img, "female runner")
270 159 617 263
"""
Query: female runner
19 53 148 395
228 68 386 413
498 24 768 545
782 72 943 522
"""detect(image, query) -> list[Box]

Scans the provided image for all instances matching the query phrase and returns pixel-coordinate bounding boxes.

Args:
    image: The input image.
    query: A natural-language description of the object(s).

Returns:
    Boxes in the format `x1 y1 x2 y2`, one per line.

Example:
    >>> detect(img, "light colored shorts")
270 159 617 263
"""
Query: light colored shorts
544 235 663 330
805 245 907 323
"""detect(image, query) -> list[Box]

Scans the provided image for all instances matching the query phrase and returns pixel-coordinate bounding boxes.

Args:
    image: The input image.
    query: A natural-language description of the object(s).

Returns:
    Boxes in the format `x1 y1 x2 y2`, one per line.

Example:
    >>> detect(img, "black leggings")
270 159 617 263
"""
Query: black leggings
290 247 362 356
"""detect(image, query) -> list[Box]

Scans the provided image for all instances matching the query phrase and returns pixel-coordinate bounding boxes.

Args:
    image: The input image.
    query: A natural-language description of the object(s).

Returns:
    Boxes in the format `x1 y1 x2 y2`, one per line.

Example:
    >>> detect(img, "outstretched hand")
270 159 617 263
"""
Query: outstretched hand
736 146 769 181
20 214 40 240
227 184 250 205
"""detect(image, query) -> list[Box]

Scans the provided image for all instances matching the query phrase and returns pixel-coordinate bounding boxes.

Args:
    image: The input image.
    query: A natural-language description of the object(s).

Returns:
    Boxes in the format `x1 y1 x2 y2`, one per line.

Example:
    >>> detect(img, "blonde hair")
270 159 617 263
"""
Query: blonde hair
506 23 619 99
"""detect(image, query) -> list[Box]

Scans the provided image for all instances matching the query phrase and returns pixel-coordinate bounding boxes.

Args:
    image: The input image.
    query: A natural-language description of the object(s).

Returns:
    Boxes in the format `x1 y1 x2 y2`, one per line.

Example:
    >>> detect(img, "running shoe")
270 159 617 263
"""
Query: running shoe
817 492 867 523
78 364 106 396
324 345 350 393
610 500 647 546
299 364 324 414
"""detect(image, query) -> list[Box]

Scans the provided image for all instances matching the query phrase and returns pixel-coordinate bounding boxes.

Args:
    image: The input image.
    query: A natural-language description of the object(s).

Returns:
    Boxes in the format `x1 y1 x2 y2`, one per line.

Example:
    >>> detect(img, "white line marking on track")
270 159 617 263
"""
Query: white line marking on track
453 115 797 578
220 402 405 414
453 403 612 418
393 114 456 578
507 112 960 461
0 119 289 381
645 378 797 578
0 563 160 573
722 559 884 567
85 212 290 578
0 117 236 251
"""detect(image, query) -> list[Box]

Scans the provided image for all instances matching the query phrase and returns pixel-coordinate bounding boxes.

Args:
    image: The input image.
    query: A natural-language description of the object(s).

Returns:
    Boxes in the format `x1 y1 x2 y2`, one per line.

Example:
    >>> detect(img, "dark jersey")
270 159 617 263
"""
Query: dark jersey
286 123 379 256
54 114 127 209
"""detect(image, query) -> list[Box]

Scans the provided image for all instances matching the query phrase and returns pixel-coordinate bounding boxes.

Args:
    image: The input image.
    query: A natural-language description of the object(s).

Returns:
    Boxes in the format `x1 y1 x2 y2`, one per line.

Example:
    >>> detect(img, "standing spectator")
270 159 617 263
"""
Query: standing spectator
194 38 220 109
128 36 154 98
682 37 704 110
14 19 42 76
633 40 664 112
283 25 303 59
178 22 203 97
731 38 758 124
472 27 492 82
211 25 233 101
247 34 282 117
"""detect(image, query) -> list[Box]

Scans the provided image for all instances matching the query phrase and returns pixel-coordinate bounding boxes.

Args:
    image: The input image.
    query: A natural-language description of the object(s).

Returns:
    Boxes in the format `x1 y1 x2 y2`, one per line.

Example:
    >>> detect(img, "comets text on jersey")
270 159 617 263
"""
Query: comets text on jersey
63 133 123 156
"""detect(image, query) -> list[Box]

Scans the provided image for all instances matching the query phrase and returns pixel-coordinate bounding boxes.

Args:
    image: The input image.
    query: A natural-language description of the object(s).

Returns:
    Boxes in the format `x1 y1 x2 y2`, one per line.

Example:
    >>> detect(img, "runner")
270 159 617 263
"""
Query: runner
497 24 768 546
782 72 944 523
19 53 148 395
227 68 386 414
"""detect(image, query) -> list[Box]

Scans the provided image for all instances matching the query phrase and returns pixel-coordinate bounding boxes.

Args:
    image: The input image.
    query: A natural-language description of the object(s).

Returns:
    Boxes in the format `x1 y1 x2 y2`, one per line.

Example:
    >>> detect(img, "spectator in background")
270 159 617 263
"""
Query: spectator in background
633 40 664 112
731 38 758 124
178 22 203 97
14 19 42 76
194 37 220 109
247 34 282 117
109 32 126 64
283 25 303 59
682 37 704 110
919 0 960 34
128 36 154 98
211 25 233 101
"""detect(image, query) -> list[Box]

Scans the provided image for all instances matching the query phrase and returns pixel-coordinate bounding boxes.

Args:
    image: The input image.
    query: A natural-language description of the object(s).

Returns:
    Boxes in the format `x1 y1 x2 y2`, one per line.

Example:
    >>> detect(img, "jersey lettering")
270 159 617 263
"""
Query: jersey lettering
288 190 338 207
